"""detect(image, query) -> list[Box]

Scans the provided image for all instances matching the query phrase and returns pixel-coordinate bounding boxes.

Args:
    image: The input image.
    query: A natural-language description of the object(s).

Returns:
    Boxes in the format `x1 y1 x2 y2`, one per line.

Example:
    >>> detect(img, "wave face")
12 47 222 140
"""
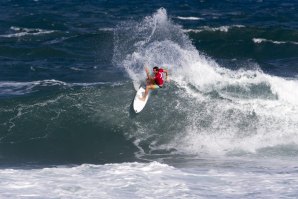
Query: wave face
0 82 139 165
113 8 298 158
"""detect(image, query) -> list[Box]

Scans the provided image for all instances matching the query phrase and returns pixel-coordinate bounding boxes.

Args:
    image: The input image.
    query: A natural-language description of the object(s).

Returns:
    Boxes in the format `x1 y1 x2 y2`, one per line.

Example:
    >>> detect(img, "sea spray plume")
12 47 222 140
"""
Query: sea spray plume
113 8 224 91
113 8 196 90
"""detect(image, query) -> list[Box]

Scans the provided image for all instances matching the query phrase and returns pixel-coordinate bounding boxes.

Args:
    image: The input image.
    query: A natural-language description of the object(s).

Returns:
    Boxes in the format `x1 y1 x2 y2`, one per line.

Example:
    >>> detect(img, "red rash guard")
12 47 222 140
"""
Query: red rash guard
154 69 164 86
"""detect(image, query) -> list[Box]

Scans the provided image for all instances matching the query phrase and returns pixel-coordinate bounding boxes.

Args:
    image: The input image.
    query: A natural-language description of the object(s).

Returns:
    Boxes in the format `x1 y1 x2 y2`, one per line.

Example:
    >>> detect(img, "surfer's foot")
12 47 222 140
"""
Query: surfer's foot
139 96 146 101
139 92 146 101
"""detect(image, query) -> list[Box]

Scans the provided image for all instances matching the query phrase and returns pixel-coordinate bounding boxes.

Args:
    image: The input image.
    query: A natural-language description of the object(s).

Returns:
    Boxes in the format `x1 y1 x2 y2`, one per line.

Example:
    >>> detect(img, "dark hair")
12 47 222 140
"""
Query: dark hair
153 66 159 71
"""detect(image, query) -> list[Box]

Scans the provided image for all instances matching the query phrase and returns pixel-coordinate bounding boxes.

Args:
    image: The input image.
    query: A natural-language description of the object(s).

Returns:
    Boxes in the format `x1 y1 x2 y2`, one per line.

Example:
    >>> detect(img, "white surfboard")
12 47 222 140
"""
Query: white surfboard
133 87 149 113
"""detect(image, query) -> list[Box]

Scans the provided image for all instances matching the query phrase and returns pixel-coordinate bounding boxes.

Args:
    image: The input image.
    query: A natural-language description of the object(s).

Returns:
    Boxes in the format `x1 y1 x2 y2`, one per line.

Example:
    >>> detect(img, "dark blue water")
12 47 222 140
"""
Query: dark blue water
0 0 298 166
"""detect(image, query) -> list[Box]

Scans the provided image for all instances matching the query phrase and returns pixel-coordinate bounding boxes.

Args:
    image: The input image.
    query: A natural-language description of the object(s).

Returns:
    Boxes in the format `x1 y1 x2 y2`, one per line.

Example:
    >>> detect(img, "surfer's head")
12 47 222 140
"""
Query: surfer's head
153 66 159 73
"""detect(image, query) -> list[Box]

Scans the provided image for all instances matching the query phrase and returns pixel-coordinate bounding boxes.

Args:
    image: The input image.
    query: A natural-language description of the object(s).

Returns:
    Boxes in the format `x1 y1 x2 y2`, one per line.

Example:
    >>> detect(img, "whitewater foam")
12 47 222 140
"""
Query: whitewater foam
1 161 298 198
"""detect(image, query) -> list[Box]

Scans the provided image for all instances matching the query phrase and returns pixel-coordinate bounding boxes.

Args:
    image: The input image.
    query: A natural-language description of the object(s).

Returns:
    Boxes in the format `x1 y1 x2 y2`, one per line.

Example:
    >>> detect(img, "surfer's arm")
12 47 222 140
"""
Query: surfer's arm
163 69 169 82
145 67 150 79
145 67 154 80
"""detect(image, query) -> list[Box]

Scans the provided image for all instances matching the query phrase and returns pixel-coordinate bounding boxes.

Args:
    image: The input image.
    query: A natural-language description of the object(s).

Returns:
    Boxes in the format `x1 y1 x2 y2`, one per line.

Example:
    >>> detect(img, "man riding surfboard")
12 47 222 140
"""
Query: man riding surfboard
139 66 169 101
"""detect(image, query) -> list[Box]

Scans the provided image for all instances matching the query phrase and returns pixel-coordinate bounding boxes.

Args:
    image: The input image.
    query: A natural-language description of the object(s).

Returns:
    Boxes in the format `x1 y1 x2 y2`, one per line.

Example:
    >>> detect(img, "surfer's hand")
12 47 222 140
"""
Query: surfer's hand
145 67 149 74
145 67 150 79
166 75 170 82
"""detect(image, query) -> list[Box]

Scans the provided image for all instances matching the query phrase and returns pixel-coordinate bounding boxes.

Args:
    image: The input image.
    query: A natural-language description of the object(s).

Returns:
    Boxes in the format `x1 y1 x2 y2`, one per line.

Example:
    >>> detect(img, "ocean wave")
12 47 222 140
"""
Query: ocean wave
0 26 56 38
70 67 86 71
1 8 298 163
113 8 298 157
0 80 117 96
253 38 298 45
0 80 66 96
183 25 245 33
176 16 203 20
98 27 114 32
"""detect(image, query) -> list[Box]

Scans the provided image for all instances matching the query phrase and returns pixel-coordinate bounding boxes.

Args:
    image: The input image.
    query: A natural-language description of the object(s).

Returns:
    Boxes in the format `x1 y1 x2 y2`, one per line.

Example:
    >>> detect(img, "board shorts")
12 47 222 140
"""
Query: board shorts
152 84 163 89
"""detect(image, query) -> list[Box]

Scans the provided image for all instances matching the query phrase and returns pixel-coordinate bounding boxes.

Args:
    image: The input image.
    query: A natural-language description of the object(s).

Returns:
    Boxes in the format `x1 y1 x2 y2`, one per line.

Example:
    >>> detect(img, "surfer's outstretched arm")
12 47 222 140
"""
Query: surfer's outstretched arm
145 67 155 84
145 67 150 79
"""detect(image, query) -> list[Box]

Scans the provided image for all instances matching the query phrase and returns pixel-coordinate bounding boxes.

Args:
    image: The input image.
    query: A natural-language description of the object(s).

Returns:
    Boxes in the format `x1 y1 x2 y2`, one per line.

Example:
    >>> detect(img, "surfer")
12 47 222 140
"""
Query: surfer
139 66 169 101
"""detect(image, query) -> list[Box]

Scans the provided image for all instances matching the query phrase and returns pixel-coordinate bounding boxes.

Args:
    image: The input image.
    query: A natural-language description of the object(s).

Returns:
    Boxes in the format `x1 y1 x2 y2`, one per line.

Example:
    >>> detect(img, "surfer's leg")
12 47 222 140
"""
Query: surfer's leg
146 78 155 85
139 86 151 101
140 85 157 101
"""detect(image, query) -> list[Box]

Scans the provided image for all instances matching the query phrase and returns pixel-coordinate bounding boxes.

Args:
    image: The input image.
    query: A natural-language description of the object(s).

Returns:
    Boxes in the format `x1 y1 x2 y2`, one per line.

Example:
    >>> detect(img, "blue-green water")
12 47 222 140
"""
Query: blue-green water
1 1 298 198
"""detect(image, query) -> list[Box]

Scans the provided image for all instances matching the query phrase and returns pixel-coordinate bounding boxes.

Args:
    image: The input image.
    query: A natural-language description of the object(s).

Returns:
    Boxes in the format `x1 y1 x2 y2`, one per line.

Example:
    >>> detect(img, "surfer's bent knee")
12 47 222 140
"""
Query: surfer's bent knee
152 84 159 90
